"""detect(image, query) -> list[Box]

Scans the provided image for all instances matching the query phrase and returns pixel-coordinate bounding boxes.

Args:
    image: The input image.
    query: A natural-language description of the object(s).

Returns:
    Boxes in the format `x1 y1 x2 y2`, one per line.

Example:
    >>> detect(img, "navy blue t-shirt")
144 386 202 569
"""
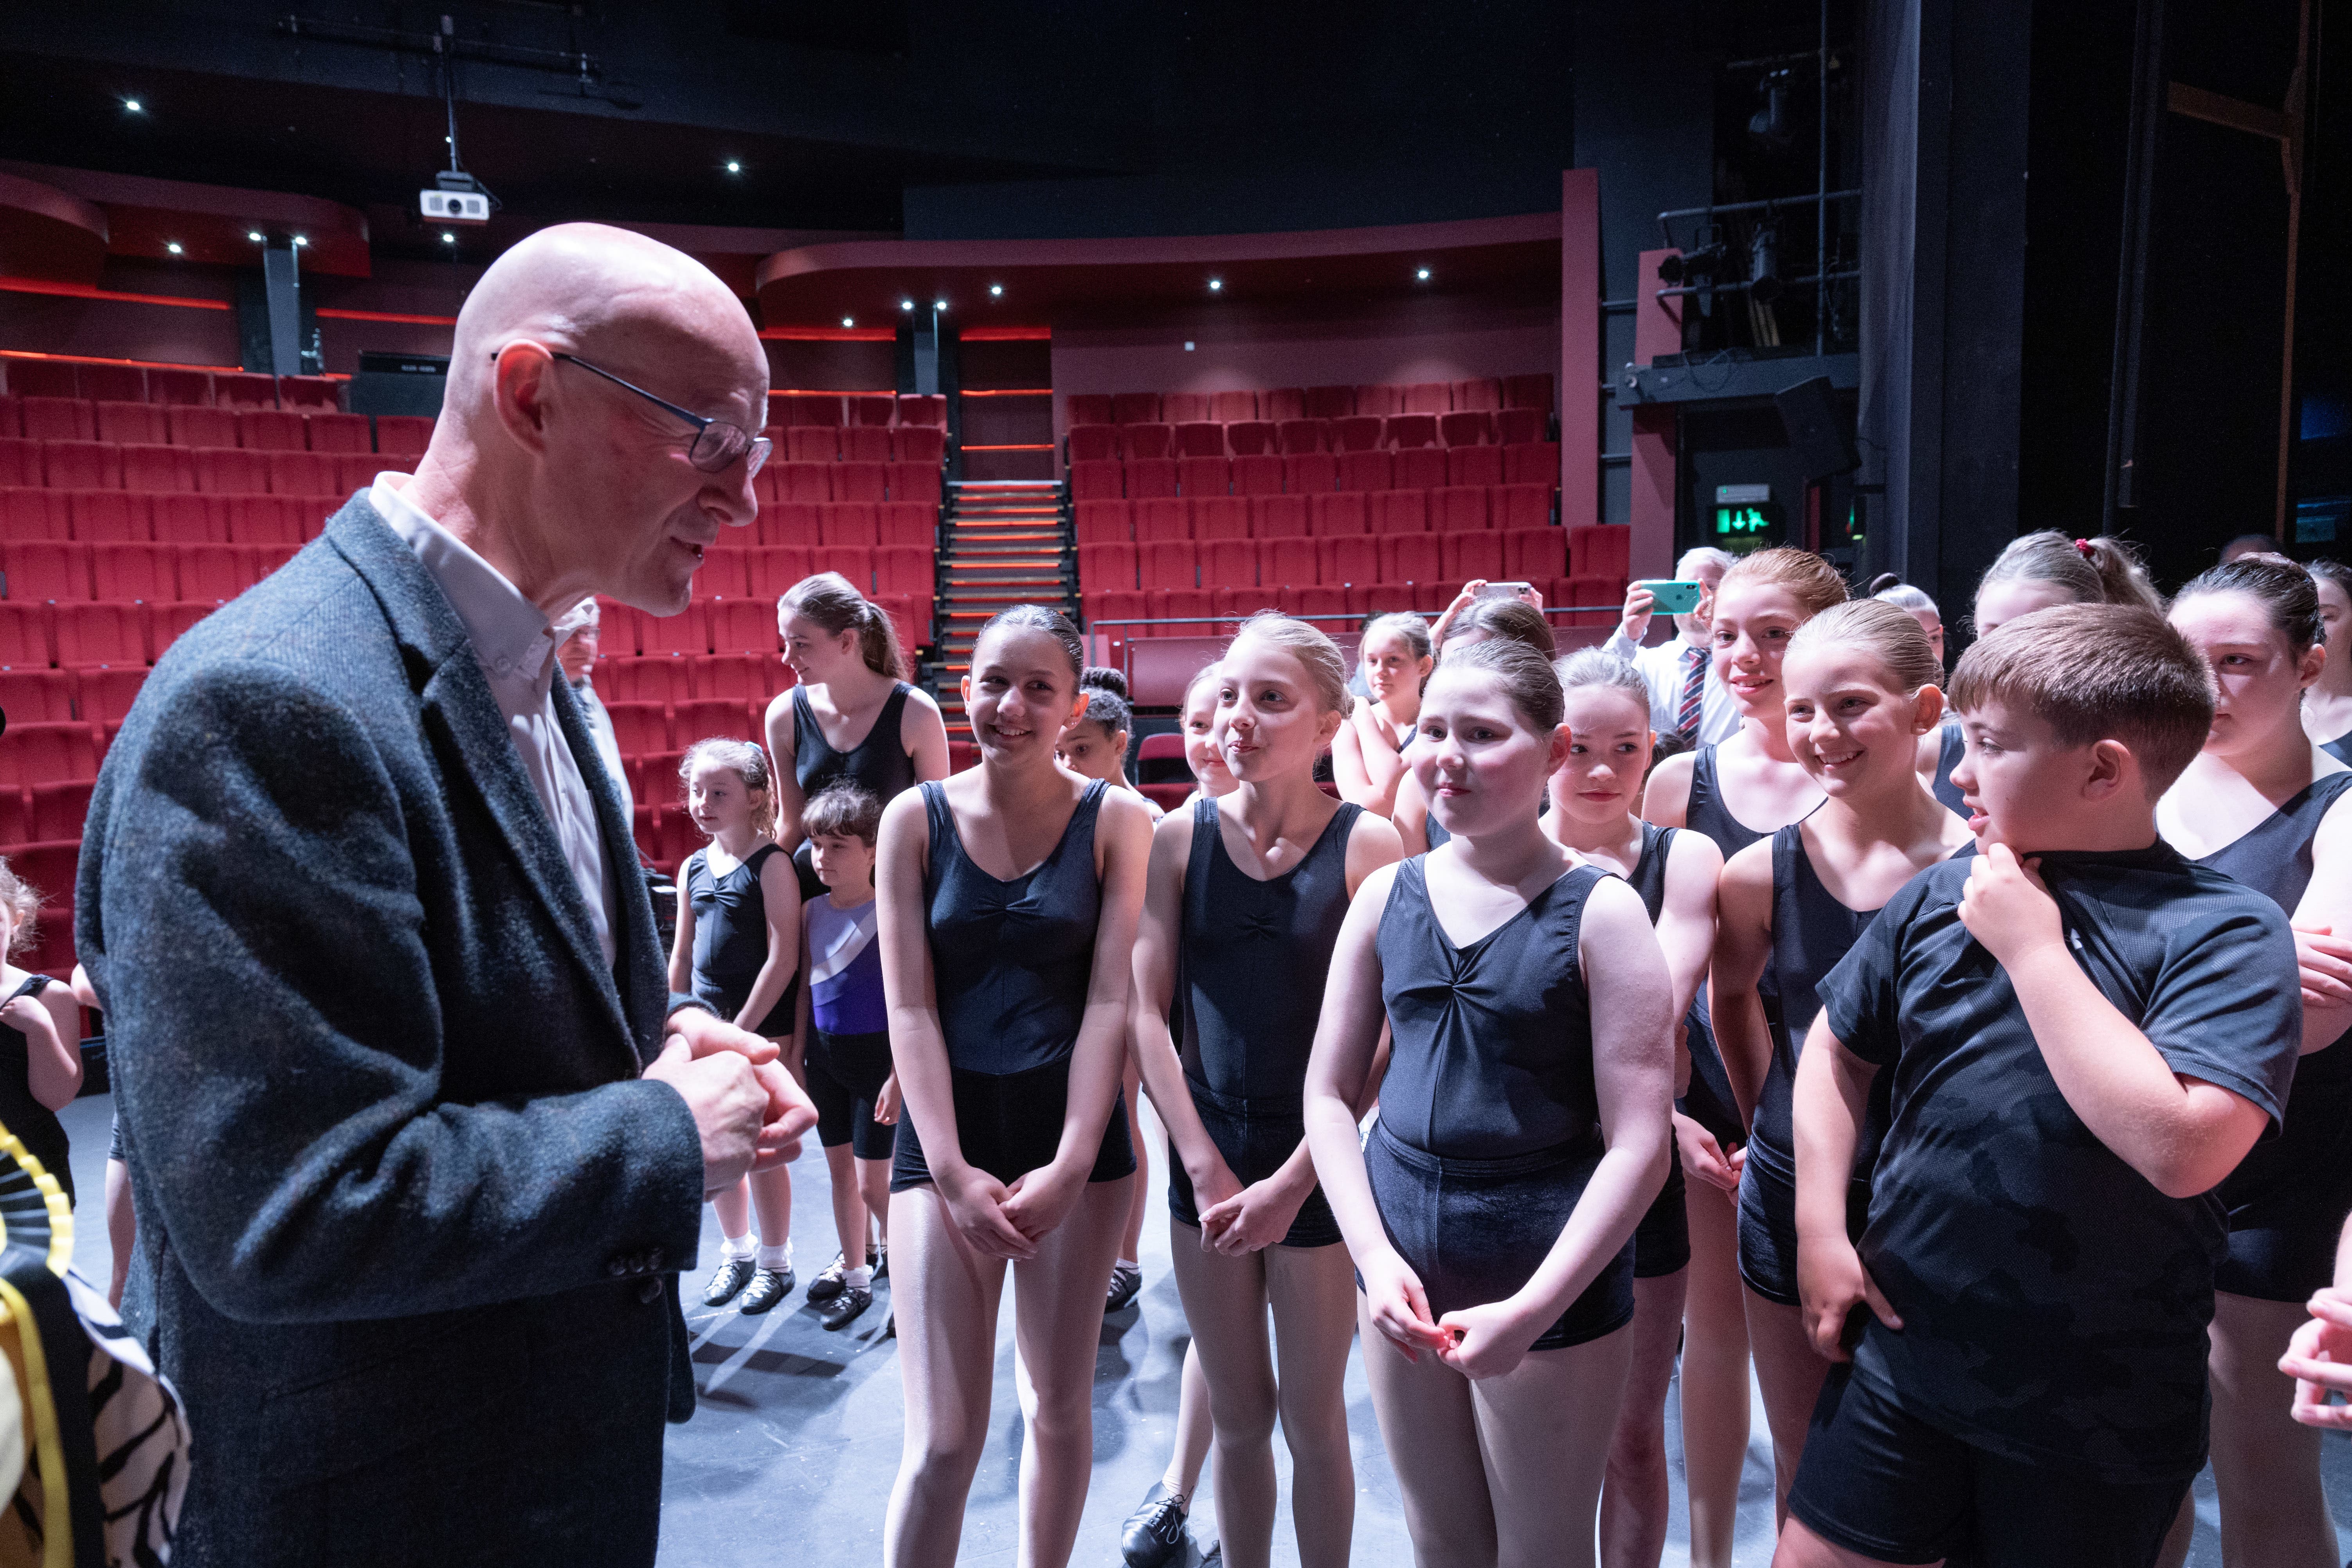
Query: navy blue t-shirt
1816 842 2299 1484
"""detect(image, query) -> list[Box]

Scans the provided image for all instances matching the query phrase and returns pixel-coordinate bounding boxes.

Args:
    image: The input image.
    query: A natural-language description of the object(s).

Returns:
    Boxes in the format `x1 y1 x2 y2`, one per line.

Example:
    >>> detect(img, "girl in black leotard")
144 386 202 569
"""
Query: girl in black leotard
1708 601 1972 1525
1129 614 1402 1568
1637 546 1843 1567
2302 560 2352 763
0 860 81 1203
1306 637 1675 1568
1542 649 1724 1568
767 572 951 900
669 738 805 1315
875 605 1154 1568
2158 559 2352 1568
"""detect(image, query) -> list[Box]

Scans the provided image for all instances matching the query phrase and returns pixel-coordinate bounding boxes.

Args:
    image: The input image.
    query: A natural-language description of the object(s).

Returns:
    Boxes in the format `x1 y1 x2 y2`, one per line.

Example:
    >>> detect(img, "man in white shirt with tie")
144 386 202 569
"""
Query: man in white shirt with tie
1602 545 1739 745
557 597 636 830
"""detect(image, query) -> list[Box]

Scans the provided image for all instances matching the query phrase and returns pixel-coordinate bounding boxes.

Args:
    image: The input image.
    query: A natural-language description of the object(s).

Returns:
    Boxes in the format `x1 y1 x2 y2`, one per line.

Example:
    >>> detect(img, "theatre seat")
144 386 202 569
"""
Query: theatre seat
1497 409 1551 445
1250 495 1309 538
1369 491 1427 535
2 543 90 601
1067 426 1118 463
121 444 195 493
1112 393 1161 426
1226 420 1274 457
0 670 72 722
1209 391 1257 424
1283 454 1337 494
376 415 434 455
1194 497 1248 541
93 402 165 446
68 491 149 544
0 490 67 541
1232 455 1284 496
1311 493 1369 538
1447 445 1505 488
239 409 306 452
1127 459 1178 500
1395 448 1448 491
20 400 92 443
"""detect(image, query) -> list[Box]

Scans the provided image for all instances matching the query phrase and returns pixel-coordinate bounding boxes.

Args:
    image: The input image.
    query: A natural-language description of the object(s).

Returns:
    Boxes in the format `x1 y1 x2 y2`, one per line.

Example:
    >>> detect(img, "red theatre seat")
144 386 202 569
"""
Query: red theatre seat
1066 426 1118 463
1263 536 1317 586
0 723 99 787
1162 392 1209 425
1069 461 1124 502
1127 459 1178 500
1302 386 1354 421
873 546 930 597
893 427 946 465
1453 378 1503 413
1231 455 1283 496
846 394 895 428
1122 423 1174 461
691 653 776 703
877 502 930 547
780 394 843 428
745 547 813 599
1282 454 1337 494
192 448 266 495
1263 389 1306 424
1310 493 1369 538
1177 457 1229 497
1336 452 1393 493
1078 543 1138 590
1140 542 1196 591
1380 534 1443 584
211 373 278 411
31 778 95 842
1294 584 1347 624
145 368 211 407
885 464 942 506
151 494 229 544
708 599 778 656
67 491 148 544
230 496 304 545
1316 536 1379 586
1174 422 1224 458
55 602 149 668
74 668 145 724
166 406 236 448
1502 442 1561 486
786 428 838 463
1209 391 1257 425
1401 382 1452 415
93 402 165 445
1112 393 1162 426
832 462 886 504
268 452 337 496
1193 497 1248 541
821 503 879 547
1385 415 1439 450
1355 384 1403 418
375 415 434 455
897 395 946 430
3 543 90 601
1225 420 1274 457
2 364 77 399
763 502 822 548
0 490 66 540
0 605 49 667
840 427 890 463
1075 500 1132 545
150 602 211 654
43 443 119 491
675 697 757 747
1133 498 1190 543
76 364 142 402
1331 417 1383 454
1448 446 1505 488
90 545 174 602
1065 394 1113 427
307 412 372 454
694 549 751 599
1502 374 1555 412
775 464 830 505
1441 411 1495 448
643 603 712 658
0 670 71 722
1203 539 1255 587
178 545 252 602
120 445 195 493
1505 528 1569 581
1369 490 1428 535
1276 419 1328 456
1250 495 1309 538
1432 487 1490 533
1569 525 1633 580
605 702 671 754
0 442 30 489
277 377 339 412
1443 531 1507 582
1395 448 1447 491
20 400 93 443
238 409 305 452
1497 408 1551 446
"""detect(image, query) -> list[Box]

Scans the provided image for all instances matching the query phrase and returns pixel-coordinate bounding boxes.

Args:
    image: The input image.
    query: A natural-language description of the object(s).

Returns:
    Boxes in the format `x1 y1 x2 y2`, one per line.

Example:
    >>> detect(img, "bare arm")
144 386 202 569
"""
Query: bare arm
1441 877 1674 1377
1657 831 1725 1022
666 879 695 997
1707 839 1776 1129
2290 794 2352 1052
14 984 81 1112
1128 811 1235 1204
1334 711 1413 816
1639 750 1696 830
731 853 802 1039
904 689 953 785
1792 1017 1898 1359
1391 769 1433 857
764 691 806 851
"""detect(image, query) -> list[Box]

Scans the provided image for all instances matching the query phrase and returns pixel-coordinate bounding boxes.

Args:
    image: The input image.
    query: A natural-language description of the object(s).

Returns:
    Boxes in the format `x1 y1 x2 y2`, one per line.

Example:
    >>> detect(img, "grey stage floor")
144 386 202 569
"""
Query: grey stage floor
50 1095 2352 1564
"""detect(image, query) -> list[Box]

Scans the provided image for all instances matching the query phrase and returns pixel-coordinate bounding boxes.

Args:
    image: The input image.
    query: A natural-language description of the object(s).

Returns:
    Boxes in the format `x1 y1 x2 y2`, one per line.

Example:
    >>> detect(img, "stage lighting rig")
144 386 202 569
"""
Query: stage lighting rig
418 18 497 227
1657 243 1728 285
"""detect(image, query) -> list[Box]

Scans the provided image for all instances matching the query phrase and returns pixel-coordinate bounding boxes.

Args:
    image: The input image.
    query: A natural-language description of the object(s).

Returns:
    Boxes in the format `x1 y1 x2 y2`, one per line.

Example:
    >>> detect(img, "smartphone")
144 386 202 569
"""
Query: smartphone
1634 578 1704 615
1475 580 1536 602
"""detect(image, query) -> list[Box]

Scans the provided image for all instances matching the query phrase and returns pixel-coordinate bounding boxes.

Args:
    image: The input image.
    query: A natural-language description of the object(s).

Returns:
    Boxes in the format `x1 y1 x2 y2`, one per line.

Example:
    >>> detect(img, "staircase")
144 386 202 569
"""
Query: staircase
927 480 1075 742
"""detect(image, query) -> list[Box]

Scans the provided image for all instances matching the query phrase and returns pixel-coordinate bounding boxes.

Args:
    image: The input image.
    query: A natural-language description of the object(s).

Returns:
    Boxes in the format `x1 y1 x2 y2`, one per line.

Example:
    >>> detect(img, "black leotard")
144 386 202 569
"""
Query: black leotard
684 842 796 1037
1365 857 1634 1348
0 975 70 1203
2197 769 2352 1299
790 680 918 898
1686 742 1770 858
1677 743 1784 1145
1166 799 1360 1247
1621 822 1692 1277
891 779 1137 1191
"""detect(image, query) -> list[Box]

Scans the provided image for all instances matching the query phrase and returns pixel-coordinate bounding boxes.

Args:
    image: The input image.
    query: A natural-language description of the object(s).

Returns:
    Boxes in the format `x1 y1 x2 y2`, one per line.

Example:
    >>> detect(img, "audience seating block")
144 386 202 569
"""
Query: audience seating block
1310 493 1369 538
1208 391 1257 424
1067 426 1118 463
1069 461 1124 502
20 400 94 443
3 543 91 602
1385 414 1439 450
1369 490 1428 535
375 415 434 455
1448 445 1505 488
1226 420 1275 457
1194 497 1249 541
1127 459 1179 500
94 401 166 445
1283 454 1337 494
1250 495 1309 538
1174 422 1224 458
1432 486 1491 533
1337 452 1393 493
1065 394 1113 427
1317 536 1379 586
1122 423 1174 461
1231 455 1284 496
67 491 149 544
1133 498 1191 544
1075 500 1132 545
1111 393 1161 426
43 442 119 491
1494 483 1554 531
707 599 778 656
0 670 73 722
0 724 99 789
1401 382 1452 415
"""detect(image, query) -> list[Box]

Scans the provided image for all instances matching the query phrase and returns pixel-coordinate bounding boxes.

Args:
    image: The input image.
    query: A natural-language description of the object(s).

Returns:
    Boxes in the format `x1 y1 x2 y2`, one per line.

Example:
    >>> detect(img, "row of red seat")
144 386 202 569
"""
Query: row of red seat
0 440 386 496
1082 576 1628 639
0 783 96 848
1070 410 1549 463
2 490 333 545
770 426 946 466
744 501 933 550
674 545 934 604
1077 489 1565 543
755 461 942 508
0 542 303 604
0 601 216 670
0 359 340 410
594 653 792 708
1068 376 1554 428
1070 446 1558 501
0 834 79 974
0 667 146 725
770 392 945 430
596 588 932 659
0 398 431 455
1081 531 1574 594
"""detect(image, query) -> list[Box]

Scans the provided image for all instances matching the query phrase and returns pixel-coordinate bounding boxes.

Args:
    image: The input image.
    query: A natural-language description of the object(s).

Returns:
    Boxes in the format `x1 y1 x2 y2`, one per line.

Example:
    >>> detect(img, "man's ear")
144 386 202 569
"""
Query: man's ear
489 342 557 460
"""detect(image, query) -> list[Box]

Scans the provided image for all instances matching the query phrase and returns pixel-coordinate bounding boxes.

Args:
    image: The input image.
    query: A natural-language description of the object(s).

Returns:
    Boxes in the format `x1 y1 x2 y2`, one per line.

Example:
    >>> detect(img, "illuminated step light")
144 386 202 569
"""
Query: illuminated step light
247 230 264 243
841 316 854 328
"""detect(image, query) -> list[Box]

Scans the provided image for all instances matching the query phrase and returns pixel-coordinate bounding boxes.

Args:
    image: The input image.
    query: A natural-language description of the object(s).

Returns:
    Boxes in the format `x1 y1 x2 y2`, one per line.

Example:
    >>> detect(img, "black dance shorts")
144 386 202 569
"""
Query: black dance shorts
890 1055 1137 1194
1737 1144 1868 1308
805 1028 897 1162
1362 1118 1634 1352
1788 1365 2190 1568
2215 1044 2352 1301
1166 1080 1342 1249
1633 1144 1690 1279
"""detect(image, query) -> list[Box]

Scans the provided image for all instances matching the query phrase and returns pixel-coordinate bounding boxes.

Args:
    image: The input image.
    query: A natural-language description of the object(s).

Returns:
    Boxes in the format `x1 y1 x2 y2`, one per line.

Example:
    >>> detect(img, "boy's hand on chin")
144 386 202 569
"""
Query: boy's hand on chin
1958 844 2066 969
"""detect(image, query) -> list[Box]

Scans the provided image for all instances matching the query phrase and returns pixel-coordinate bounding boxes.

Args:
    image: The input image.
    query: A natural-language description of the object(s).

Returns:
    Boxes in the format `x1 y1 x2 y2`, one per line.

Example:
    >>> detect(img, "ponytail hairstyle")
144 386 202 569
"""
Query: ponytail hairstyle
679 737 778 840
1789 599 1945 695
1555 644 1651 708
1715 546 1850 618
1870 581 1939 618
1438 596 1558 660
1976 531 2162 621
782 572 908 681
2171 556 2326 659
2306 558 2352 609
1434 636 1565 732
0 856 43 958
1228 612 1352 715
1075 670 1135 760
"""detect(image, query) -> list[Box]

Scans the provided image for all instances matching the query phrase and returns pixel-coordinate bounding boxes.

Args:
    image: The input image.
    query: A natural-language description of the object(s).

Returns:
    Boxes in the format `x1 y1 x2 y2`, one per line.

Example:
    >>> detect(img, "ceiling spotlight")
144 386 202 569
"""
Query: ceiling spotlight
441 231 457 245
164 241 183 256
900 298 915 311
989 283 1003 297
933 299 947 311
725 160 742 174
292 235 308 247
841 316 855 328
122 98 143 113
1416 267 1432 281
247 230 264 243
1207 277 1223 292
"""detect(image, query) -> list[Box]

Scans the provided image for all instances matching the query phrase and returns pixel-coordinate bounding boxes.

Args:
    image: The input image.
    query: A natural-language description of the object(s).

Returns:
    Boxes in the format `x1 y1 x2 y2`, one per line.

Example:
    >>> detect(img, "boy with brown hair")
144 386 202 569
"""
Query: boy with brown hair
1779 604 2303 1568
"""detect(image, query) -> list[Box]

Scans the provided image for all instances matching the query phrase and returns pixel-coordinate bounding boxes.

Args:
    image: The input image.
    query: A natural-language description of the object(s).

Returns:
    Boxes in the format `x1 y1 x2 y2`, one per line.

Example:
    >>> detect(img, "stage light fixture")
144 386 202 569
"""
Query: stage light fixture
1416 267 1431 281
725 161 742 175
165 242 182 255
900 299 915 311
1749 70 1795 153
292 235 308 247
933 299 947 311
1747 224 1785 304
247 230 264 243
1208 277 1223 292
1656 243 1727 284
989 283 1003 297
841 316 854 328
441 232 457 245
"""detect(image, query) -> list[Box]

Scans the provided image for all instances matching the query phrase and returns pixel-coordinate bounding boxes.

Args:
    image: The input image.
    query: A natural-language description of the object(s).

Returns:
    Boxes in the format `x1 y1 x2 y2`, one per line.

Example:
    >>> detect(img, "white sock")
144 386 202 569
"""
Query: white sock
756 1242 791 1271
844 1265 872 1290
720 1233 756 1261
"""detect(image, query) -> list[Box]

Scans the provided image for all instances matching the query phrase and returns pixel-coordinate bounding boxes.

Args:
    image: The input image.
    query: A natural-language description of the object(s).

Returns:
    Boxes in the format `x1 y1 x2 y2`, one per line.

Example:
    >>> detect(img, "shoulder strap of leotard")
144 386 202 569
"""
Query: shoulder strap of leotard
741 842 784 878
791 684 826 763
4 976 49 1004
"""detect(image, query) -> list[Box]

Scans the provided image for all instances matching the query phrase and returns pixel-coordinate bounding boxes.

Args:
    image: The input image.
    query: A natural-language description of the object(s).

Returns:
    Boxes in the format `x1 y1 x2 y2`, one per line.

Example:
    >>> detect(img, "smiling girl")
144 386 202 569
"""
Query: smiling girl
1305 637 1674 1568
2155 558 2352 1568
1332 612 1434 816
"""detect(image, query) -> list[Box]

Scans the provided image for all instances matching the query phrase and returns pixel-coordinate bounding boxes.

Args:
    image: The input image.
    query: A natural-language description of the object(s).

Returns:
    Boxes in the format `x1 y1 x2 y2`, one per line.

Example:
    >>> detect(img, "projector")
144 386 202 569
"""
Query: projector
421 170 490 225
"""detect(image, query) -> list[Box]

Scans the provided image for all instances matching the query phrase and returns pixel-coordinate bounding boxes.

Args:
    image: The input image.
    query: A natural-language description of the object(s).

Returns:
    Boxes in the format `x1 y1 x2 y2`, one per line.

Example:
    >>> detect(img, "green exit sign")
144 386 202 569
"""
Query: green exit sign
1716 506 1770 536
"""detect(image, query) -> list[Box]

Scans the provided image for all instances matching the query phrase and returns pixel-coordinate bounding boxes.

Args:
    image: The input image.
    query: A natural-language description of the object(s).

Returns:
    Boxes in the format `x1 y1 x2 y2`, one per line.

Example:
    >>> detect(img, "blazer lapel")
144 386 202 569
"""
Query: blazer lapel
326 497 642 1078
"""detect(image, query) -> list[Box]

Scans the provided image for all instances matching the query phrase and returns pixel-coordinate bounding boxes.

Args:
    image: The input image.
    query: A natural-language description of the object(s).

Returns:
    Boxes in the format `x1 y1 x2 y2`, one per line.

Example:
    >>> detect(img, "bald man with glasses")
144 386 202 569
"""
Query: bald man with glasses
77 224 816 1567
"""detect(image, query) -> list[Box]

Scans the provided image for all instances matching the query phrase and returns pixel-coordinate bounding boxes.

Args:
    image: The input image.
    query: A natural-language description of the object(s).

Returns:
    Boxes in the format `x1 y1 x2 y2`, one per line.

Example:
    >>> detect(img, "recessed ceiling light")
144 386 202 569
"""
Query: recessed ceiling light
989 283 1003 297
1416 267 1432 281
122 99 143 113
841 316 854 328
247 230 264 243
1208 277 1223 292
725 160 742 174
292 235 308 247
164 241 182 255
933 299 947 311
441 232 457 245
900 298 915 311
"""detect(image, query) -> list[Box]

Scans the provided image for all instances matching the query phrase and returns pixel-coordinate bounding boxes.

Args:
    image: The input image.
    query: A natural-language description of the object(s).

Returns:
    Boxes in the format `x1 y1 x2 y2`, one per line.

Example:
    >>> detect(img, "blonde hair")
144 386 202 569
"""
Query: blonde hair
1360 611 1433 666
680 737 778 839
1439 597 1558 659
1789 599 1944 694
1976 532 2162 621
782 572 908 680
1716 547 1850 619
0 858 41 958
1229 612 1351 714
1555 645 1651 707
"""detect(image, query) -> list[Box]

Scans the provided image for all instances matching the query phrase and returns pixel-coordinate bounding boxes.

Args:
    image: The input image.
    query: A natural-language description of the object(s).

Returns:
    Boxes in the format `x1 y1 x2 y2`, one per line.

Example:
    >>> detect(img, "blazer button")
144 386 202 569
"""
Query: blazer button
607 1257 628 1278
638 1277 663 1304
646 1247 667 1272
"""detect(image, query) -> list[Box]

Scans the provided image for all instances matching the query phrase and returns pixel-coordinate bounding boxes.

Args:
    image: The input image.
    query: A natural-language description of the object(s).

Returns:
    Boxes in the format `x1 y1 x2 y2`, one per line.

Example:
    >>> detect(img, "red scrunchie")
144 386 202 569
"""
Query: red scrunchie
2074 538 2096 559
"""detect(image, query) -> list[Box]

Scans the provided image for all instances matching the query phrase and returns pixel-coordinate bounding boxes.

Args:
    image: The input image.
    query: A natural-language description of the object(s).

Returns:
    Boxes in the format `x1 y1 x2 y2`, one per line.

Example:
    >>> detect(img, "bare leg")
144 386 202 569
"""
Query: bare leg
1164 1341 1214 1501
1265 1242 1360 1568
826 1143 866 1267
2153 1494 2194 1568
1171 1221 1280 1568
1359 1291 1498 1568
2207 1290 2337 1568
1121 1066 1149 1266
1476 1325 1636 1568
1772 1516 1938 1568
858 1156 893 1254
711 1176 751 1241
1680 1179 1750 1568
104 1157 134 1309
884 1186 1010 1568
1745 1290 1832 1525
748 1162 793 1255
1601 1267 1688 1568
1012 1176 1133 1568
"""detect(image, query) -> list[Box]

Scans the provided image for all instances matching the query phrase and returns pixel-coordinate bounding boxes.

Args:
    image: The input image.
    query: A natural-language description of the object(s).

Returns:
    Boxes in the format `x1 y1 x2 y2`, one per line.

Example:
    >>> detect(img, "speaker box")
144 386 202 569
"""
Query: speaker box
1776 376 1859 479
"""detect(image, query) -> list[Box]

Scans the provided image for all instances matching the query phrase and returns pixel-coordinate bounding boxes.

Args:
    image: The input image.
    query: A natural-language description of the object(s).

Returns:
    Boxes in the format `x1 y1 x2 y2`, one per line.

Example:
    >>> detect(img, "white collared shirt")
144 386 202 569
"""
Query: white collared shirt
1601 626 1741 745
373 474 618 966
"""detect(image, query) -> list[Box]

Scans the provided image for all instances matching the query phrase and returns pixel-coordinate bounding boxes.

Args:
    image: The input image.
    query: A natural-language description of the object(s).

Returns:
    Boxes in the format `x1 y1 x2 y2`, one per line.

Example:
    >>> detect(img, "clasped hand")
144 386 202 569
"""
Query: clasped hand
1196 1165 1310 1256
645 1008 817 1197
940 1158 1087 1264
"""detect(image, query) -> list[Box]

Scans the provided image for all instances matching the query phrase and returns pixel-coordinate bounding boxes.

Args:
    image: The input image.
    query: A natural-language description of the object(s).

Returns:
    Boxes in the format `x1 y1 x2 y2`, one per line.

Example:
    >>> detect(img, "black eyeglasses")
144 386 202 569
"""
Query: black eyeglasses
518 350 771 477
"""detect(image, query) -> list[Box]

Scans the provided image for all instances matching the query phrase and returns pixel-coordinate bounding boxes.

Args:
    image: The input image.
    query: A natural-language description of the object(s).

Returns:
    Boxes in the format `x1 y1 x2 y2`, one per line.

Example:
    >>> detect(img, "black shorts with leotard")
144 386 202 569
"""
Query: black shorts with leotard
1366 858 1634 1350
890 780 1136 1193
805 1028 896 1161
2197 770 2352 1300
1163 799 1359 1249
789 681 917 903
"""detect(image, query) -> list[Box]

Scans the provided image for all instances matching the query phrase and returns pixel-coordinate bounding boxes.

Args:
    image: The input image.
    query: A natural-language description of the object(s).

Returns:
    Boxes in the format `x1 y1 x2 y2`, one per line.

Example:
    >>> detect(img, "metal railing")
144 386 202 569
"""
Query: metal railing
1088 603 1630 689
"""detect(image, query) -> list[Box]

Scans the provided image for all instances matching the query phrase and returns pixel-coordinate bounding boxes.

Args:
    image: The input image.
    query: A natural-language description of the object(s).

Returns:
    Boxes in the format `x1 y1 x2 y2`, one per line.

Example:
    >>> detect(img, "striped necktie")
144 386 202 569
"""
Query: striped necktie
1675 643 1707 737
